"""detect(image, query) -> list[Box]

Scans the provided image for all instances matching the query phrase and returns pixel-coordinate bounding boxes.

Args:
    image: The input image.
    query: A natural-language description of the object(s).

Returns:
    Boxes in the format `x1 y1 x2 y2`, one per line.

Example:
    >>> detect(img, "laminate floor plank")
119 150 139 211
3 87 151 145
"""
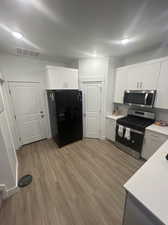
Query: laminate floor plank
0 139 143 225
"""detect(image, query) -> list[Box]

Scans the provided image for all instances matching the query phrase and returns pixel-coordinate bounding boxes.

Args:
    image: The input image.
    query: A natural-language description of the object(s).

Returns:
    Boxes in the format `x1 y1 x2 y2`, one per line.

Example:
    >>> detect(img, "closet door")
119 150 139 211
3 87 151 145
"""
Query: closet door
81 82 102 138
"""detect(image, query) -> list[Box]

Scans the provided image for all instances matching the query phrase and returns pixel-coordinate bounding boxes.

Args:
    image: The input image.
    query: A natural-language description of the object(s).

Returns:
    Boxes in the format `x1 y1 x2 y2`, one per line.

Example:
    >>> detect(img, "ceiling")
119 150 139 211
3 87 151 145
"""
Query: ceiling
0 0 168 63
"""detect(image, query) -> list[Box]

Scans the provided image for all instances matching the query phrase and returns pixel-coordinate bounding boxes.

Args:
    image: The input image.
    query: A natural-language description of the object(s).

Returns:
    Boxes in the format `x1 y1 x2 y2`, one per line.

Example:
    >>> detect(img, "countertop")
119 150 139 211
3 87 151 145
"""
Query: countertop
106 114 125 120
124 140 168 225
146 124 168 136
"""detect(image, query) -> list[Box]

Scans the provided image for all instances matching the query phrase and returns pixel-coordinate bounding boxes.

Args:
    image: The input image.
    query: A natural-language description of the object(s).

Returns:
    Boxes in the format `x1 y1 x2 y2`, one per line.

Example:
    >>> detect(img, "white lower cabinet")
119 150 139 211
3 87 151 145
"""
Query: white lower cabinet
123 193 164 225
106 118 116 142
142 130 168 160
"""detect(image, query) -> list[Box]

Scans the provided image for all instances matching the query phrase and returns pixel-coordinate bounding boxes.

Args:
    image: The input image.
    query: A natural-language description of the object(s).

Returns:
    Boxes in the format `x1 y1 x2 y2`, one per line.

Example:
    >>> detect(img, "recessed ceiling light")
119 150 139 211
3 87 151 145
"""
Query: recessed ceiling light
92 51 97 57
12 31 23 40
120 38 130 45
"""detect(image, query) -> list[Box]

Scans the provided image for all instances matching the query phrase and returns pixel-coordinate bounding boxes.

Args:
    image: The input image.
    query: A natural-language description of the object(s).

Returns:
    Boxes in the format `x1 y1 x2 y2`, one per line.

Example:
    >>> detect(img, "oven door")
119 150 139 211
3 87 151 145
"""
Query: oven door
116 124 144 153
124 90 156 107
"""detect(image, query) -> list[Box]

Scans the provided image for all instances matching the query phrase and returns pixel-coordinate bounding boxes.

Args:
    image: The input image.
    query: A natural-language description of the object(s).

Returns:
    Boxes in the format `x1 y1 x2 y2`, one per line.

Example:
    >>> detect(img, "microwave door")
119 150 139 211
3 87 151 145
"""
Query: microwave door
124 92 146 105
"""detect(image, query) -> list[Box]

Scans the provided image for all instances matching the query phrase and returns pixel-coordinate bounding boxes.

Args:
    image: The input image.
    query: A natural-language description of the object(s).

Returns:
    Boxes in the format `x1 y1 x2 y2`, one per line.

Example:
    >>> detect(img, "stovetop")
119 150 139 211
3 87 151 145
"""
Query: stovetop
117 115 155 132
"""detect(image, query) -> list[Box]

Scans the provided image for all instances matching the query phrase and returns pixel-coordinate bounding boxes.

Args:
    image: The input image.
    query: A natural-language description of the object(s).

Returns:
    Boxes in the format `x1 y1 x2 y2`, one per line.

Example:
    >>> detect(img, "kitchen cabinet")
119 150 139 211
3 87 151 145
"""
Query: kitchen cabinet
123 193 163 225
127 62 160 90
106 117 116 142
46 66 78 89
142 129 168 160
106 115 124 142
114 68 128 103
114 60 161 104
155 60 168 109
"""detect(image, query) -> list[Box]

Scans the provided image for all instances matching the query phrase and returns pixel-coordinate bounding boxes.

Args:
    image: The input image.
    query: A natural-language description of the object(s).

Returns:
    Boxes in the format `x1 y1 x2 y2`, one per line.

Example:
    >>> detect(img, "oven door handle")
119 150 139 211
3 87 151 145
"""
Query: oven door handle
116 123 144 135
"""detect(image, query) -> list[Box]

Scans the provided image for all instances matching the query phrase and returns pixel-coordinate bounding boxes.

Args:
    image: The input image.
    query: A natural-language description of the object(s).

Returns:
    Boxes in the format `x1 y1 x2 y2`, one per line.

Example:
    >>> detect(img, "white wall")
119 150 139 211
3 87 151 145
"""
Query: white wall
79 58 109 81
0 53 68 149
121 46 168 66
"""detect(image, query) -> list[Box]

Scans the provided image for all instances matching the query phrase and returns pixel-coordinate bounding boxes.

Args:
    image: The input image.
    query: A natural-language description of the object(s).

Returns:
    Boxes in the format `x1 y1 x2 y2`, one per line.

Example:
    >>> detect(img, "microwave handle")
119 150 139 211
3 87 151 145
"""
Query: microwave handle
144 93 148 105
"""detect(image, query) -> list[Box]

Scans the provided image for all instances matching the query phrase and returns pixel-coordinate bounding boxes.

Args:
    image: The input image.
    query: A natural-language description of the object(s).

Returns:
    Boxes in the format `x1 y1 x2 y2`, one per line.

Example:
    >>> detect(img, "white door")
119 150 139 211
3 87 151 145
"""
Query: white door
82 82 102 138
9 82 46 145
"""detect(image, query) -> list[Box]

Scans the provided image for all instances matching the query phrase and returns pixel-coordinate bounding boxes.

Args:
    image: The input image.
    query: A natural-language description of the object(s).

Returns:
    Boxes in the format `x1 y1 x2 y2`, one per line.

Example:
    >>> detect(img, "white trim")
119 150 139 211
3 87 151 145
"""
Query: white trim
0 73 4 83
0 158 19 199
79 76 105 82
6 186 19 198
46 65 78 71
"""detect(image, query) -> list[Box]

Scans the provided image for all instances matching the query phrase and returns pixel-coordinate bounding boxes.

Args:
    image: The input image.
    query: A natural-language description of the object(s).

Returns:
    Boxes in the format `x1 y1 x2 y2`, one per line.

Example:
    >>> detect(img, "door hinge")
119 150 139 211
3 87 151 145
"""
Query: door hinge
9 89 11 95
19 137 22 142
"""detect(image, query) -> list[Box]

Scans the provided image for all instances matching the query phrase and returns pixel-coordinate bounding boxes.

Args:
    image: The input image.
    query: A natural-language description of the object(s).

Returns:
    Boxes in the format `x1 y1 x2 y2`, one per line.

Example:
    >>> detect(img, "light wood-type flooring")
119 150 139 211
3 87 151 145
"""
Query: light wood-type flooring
0 139 143 225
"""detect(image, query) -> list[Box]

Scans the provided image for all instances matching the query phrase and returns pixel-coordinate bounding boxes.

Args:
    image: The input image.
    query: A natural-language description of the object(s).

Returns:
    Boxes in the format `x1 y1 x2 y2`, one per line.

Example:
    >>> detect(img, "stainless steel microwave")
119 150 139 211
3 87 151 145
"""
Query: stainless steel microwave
123 90 156 108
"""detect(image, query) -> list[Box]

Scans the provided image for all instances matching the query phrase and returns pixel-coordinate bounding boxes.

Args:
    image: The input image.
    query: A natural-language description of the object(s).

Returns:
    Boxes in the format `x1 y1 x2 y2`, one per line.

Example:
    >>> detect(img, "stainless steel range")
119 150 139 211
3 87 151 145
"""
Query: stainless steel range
115 109 155 159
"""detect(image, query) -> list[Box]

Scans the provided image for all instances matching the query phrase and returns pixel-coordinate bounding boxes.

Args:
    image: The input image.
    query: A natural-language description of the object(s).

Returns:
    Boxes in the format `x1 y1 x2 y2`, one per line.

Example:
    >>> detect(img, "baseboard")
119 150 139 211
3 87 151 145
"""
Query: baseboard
1 158 19 199
6 186 19 199
100 136 106 140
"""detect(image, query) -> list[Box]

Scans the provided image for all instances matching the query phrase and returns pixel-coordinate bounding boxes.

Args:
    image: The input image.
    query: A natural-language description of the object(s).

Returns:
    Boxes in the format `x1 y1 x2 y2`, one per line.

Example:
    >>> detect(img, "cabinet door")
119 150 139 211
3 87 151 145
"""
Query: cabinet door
127 66 141 90
142 131 167 160
124 193 164 225
127 62 160 90
114 68 128 103
155 60 168 109
106 118 116 142
140 62 160 89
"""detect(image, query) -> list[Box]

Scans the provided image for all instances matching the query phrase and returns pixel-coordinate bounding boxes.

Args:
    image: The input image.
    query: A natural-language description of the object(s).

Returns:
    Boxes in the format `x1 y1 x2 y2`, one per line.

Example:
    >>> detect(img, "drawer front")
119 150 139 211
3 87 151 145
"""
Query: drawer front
145 130 167 141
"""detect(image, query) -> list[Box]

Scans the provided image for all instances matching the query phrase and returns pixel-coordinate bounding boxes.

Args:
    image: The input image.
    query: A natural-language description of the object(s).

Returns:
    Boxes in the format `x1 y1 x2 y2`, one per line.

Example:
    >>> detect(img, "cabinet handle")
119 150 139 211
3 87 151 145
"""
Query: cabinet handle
140 82 143 88
137 82 139 88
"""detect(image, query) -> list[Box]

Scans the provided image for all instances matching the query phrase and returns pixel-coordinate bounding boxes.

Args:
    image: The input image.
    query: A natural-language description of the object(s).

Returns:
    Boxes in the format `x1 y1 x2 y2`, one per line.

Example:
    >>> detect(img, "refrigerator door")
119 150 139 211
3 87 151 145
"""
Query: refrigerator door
47 91 58 141
55 90 83 147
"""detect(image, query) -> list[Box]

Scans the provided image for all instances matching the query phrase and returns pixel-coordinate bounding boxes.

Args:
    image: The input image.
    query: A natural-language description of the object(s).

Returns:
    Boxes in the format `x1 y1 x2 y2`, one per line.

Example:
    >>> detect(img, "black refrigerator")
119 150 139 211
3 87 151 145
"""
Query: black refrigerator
47 90 83 147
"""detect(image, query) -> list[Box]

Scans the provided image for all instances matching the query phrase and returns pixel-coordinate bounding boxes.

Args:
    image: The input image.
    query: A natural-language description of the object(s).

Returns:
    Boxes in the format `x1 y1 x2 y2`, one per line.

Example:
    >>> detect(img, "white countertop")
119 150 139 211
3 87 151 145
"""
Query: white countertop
124 140 168 224
106 114 125 120
147 124 168 136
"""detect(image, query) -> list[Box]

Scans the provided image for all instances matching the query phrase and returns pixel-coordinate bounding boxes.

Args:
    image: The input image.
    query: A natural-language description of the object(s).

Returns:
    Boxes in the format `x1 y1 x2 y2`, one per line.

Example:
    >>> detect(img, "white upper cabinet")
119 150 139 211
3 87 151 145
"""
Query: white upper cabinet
46 66 78 89
114 68 128 103
127 62 160 90
140 62 160 89
155 60 168 109
114 60 161 104
127 66 142 90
